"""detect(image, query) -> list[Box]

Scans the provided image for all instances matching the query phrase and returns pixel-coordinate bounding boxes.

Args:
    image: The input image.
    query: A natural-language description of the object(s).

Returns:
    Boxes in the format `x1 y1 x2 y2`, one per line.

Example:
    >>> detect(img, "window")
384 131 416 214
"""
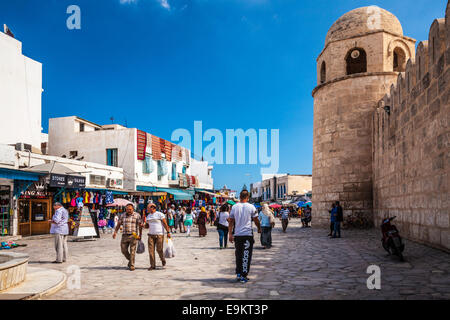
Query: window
90 175 106 186
79 123 85 132
320 61 326 84
172 163 177 180
346 48 367 75
106 148 118 167
143 153 154 174
393 47 406 72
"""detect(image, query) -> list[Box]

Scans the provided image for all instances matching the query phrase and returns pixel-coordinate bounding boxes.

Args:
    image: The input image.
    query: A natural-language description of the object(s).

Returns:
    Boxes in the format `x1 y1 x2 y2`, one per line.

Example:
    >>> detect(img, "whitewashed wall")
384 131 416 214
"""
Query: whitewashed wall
0 32 43 149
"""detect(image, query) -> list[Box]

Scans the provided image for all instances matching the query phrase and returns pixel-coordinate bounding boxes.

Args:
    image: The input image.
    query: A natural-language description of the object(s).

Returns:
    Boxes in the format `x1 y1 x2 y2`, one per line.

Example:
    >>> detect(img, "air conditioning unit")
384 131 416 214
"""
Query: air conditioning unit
107 178 123 188
15 143 32 152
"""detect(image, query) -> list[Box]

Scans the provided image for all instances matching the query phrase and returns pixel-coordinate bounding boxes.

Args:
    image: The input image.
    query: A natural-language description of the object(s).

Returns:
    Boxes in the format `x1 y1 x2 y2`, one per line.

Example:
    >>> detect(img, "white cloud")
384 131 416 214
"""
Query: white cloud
119 0 170 10
159 0 171 10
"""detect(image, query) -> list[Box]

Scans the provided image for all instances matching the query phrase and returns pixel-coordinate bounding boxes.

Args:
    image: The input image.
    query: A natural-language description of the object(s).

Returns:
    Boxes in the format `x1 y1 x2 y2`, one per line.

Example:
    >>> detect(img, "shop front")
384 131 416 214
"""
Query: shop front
0 167 44 236
18 166 87 236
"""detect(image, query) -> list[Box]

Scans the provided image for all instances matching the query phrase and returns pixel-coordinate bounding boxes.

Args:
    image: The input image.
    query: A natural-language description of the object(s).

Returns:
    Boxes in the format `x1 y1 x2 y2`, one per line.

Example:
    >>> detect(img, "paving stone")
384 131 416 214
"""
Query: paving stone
7 220 450 300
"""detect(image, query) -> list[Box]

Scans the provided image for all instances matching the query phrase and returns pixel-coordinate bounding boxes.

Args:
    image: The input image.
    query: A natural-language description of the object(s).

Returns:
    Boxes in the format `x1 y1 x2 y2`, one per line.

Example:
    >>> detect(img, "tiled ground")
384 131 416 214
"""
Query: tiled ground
10 219 450 300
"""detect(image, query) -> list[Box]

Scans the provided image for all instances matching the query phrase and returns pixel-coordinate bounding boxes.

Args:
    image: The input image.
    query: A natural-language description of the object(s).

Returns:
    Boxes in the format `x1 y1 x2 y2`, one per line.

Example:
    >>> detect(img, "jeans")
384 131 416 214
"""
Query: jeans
218 227 228 248
260 227 272 247
333 221 341 237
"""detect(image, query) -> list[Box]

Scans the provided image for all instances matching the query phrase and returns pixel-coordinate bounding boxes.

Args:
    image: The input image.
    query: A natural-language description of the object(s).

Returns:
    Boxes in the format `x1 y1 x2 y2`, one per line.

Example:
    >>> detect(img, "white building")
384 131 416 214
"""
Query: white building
250 181 262 202
0 29 43 151
190 158 214 190
48 116 213 193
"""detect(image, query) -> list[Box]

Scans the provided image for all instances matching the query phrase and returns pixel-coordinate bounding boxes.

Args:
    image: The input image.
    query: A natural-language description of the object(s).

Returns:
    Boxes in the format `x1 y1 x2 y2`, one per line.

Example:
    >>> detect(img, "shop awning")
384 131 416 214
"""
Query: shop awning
195 189 219 197
158 188 193 201
136 186 193 200
0 167 43 181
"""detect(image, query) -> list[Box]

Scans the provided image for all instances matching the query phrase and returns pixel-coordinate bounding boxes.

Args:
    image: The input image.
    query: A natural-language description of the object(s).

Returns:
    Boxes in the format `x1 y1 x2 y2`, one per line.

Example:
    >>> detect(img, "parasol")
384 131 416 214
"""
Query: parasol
106 198 134 207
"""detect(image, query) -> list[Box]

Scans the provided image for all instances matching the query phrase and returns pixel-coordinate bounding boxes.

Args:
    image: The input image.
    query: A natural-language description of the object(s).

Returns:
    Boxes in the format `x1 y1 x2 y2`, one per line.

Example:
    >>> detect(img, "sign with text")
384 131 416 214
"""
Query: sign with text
50 174 86 189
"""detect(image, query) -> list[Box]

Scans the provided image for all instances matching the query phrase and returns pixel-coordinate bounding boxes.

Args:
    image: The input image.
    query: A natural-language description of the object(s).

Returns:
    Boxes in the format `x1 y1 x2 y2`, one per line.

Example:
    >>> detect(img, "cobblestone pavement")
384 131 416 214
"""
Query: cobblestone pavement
11 219 450 300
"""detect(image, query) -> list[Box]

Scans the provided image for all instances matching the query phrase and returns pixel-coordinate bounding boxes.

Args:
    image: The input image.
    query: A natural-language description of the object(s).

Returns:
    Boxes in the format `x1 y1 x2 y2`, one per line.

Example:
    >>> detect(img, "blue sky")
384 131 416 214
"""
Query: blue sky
0 0 446 191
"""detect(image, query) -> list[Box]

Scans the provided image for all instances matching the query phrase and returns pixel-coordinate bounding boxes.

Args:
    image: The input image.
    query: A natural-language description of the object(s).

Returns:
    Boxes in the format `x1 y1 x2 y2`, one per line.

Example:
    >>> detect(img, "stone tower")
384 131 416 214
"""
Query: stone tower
312 7 416 226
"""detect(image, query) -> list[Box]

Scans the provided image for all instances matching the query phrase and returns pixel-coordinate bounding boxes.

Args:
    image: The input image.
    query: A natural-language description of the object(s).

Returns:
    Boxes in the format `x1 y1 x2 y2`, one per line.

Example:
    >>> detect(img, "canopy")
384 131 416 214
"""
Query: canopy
269 204 282 209
158 188 193 201
26 162 84 177
137 186 193 201
106 198 133 207
0 167 43 181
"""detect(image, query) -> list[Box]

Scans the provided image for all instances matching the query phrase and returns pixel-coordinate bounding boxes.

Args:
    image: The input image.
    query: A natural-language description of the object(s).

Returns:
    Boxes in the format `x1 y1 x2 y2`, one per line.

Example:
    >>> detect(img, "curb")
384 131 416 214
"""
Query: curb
24 272 67 300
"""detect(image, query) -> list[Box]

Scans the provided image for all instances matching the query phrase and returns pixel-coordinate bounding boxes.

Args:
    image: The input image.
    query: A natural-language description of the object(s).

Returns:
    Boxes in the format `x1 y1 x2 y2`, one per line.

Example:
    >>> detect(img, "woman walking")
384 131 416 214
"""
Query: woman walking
259 203 275 249
197 207 208 237
167 205 175 233
216 203 230 249
184 207 194 236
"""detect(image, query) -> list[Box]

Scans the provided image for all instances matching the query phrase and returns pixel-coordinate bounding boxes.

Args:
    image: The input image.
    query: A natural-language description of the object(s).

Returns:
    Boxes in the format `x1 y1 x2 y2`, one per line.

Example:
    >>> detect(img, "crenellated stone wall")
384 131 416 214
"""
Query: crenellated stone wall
372 2 450 251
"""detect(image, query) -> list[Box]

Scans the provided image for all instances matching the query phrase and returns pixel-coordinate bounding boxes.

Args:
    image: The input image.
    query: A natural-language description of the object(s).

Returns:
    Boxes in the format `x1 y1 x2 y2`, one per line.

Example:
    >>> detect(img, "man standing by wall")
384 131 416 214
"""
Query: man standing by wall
228 190 261 283
113 204 142 271
50 202 69 264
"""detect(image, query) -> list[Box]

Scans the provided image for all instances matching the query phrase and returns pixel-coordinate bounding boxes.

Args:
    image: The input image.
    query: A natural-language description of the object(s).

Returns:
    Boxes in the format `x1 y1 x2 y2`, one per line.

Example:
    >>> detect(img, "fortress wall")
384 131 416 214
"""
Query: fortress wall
372 3 450 251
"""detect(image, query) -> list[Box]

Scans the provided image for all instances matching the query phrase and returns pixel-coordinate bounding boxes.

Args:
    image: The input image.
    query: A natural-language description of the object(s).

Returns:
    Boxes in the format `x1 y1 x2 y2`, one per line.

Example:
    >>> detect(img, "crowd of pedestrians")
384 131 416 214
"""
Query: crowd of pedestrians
49 193 344 284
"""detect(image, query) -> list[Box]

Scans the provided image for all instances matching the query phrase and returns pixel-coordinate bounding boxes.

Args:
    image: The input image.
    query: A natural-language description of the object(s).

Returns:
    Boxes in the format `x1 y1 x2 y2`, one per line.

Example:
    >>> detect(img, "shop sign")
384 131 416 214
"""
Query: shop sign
50 174 66 187
50 174 86 188
67 175 86 188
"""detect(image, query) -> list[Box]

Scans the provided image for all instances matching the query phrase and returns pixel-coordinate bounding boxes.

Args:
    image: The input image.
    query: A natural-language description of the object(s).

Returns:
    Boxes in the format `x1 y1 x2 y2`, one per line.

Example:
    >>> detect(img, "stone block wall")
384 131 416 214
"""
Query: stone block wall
372 2 450 251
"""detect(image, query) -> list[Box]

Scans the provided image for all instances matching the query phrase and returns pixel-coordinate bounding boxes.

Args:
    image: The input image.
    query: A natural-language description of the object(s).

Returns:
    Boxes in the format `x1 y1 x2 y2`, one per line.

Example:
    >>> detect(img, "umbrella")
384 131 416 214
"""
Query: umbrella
301 202 312 208
106 198 133 207
269 204 282 209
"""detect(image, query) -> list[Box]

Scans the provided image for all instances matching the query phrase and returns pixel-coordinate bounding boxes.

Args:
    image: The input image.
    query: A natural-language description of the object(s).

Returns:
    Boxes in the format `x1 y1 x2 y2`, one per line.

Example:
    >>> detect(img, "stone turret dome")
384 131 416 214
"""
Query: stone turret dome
325 6 403 45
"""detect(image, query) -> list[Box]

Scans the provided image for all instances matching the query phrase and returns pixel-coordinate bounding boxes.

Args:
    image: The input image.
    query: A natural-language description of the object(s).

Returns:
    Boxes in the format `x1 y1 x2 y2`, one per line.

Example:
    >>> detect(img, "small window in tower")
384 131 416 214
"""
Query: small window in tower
393 47 406 72
79 122 85 132
346 48 367 75
320 61 326 84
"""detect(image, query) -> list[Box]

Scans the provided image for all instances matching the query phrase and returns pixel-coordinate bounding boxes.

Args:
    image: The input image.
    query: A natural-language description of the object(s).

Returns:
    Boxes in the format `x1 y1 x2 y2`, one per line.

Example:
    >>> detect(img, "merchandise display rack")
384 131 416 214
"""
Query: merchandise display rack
0 186 11 236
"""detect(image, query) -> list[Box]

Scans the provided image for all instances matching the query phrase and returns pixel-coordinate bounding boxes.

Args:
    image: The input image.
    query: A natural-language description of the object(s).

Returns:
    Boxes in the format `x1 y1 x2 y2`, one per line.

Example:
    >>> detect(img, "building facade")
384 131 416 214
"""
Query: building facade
312 3 450 251
48 116 213 192
0 29 43 151
312 7 416 226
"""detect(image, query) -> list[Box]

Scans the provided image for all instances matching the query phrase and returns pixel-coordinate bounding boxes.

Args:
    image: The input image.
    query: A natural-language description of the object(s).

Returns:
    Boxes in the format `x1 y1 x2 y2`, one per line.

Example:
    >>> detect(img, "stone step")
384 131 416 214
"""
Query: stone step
0 267 67 300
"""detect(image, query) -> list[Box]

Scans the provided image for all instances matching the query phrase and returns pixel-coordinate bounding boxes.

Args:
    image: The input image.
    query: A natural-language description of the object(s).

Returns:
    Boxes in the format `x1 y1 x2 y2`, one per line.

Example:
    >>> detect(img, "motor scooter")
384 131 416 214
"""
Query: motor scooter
381 216 405 262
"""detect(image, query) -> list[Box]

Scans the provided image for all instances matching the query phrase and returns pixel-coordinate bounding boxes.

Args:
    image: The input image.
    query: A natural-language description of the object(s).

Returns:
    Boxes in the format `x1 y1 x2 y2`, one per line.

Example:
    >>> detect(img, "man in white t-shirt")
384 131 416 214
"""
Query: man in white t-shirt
228 190 261 283
146 203 171 270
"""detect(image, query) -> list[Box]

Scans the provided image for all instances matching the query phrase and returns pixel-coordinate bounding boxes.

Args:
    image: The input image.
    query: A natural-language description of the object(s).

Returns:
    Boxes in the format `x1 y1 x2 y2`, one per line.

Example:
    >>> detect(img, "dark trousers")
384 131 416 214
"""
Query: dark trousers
282 219 289 232
333 222 341 237
329 222 334 235
234 236 254 277
260 227 272 247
